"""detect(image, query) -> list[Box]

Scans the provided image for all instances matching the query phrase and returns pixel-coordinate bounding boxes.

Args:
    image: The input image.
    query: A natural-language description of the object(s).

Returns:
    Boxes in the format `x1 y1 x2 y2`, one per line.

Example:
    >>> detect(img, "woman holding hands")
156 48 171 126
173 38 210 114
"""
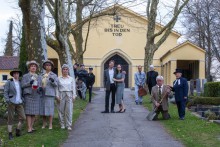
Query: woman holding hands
56 64 77 130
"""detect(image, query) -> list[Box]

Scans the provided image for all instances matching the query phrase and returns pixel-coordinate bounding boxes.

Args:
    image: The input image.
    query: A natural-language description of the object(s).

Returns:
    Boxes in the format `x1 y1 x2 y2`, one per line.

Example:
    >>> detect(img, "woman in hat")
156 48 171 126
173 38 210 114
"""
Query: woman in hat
21 60 42 133
4 68 26 140
172 69 188 120
56 64 77 130
41 60 58 129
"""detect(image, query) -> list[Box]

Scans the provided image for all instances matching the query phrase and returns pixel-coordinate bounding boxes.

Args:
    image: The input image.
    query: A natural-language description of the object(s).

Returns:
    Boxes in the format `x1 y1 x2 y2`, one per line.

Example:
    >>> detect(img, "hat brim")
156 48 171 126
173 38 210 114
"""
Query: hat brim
173 71 182 74
10 71 22 77
43 62 54 70
27 63 39 69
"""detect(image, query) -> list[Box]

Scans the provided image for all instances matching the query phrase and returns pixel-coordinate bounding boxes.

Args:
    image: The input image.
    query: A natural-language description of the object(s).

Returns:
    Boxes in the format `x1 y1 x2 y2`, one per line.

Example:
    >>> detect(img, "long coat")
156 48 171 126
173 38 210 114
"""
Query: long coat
146 71 158 86
173 77 188 102
4 78 24 104
151 85 172 111
103 68 116 91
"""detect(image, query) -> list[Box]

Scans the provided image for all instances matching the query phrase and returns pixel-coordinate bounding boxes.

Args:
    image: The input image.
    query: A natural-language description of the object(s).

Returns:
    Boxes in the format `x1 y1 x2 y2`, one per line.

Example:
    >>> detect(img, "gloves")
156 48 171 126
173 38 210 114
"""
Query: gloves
38 87 43 92
49 78 54 82
30 80 34 85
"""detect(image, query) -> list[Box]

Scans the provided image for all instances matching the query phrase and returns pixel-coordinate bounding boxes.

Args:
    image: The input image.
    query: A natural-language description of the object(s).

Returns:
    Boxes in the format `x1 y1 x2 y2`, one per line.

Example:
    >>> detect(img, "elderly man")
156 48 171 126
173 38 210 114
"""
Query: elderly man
146 65 158 95
134 65 146 105
151 76 172 120
172 69 188 120
4 68 26 140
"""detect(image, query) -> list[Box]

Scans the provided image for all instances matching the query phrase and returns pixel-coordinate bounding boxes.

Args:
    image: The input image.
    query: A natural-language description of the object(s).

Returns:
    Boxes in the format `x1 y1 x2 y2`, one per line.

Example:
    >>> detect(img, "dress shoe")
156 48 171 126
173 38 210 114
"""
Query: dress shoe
67 127 72 131
179 117 185 120
136 102 138 105
111 110 115 113
16 128 21 137
9 132 13 140
101 110 109 113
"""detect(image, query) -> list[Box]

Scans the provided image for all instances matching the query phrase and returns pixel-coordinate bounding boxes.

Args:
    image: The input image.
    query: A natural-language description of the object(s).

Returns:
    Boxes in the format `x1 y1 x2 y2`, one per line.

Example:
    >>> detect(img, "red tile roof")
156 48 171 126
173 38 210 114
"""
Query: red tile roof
0 56 19 70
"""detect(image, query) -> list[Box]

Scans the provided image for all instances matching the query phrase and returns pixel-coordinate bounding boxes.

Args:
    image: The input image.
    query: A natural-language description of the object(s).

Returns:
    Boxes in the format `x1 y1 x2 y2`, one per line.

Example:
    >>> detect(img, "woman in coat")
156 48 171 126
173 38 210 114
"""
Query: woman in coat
56 64 77 130
41 60 58 129
21 60 42 133
113 64 126 113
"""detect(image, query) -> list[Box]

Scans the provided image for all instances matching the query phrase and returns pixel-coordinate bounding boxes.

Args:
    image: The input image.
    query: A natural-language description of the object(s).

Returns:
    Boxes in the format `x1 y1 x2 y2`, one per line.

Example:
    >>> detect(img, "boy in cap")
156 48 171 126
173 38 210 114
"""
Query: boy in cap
4 68 26 140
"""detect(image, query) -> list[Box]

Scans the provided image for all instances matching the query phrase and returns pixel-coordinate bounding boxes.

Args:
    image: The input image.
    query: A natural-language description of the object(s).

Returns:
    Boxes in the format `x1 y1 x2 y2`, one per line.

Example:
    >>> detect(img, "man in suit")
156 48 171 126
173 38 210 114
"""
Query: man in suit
172 69 188 120
4 68 26 140
134 65 146 105
151 76 172 120
102 60 116 113
146 65 158 95
86 67 95 103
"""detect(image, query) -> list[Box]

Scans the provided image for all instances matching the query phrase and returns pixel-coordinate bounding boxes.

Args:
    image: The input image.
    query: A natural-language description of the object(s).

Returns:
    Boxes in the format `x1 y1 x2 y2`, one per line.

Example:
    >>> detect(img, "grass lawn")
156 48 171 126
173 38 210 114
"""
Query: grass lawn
143 95 220 147
0 97 88 147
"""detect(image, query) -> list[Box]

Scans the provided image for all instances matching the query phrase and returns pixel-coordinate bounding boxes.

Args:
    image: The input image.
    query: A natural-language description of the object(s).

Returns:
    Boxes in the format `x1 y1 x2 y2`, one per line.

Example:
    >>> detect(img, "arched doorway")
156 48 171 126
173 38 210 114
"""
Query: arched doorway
104 54 129 88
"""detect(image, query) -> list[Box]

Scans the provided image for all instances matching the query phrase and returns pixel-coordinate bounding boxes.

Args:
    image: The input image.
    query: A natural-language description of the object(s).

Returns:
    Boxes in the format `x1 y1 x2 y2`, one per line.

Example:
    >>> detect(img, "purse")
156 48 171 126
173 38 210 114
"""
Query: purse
138 86 147 97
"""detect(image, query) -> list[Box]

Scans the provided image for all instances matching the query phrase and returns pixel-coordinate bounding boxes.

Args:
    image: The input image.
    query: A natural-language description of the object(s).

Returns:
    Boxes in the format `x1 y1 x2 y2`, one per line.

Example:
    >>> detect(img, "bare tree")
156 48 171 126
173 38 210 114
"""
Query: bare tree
182 0 219 81
144 0 189 73
45 0 121 76
19 0 47 72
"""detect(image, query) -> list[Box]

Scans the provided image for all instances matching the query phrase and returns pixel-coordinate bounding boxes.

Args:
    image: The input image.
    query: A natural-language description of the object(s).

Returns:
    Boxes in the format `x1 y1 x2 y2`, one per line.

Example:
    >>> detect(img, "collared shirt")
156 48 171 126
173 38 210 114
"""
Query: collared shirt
58 75 76 96
13 78 22 104
157 85 163 93
109 68 114 84
134 71 146 86
174 79 180 85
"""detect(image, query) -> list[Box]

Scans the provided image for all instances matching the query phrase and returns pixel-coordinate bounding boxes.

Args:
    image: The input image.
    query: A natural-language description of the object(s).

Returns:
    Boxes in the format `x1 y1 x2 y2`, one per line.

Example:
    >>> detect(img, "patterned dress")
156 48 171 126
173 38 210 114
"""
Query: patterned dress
21 73 42 115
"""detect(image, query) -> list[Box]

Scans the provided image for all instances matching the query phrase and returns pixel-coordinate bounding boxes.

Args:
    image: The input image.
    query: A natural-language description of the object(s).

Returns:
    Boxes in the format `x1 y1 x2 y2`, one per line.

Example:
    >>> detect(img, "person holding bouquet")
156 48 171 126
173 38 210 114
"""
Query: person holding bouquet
21 60 42 133
40 60 58 129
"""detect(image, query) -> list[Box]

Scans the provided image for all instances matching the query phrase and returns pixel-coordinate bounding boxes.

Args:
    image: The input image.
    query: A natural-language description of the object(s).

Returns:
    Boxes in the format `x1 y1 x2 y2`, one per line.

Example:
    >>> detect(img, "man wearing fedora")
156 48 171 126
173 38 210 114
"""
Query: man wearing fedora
172 69 188 120
4 68 26 140
86 67 95 103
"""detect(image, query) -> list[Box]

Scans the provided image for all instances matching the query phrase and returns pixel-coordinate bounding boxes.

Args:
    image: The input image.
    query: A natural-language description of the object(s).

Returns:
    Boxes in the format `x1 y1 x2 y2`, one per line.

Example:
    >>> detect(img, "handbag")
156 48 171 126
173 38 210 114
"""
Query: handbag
138 86 147 97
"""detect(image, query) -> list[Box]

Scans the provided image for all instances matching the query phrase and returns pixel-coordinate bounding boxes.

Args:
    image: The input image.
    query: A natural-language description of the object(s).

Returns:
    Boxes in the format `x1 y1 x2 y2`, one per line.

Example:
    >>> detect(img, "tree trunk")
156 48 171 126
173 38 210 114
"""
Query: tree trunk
19 0 47 73
144 40 155 73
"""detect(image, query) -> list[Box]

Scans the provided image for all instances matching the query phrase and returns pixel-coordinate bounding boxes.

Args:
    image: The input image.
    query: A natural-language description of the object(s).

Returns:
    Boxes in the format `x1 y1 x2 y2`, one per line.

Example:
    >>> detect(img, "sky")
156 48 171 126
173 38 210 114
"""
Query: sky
0 0 186 56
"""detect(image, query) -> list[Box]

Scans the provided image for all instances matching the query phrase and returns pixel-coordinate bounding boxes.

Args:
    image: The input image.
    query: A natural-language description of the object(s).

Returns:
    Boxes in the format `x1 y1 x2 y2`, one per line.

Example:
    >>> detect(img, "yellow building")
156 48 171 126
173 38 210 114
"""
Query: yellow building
0 56 19 87
0 6 205 88
48 5 205 88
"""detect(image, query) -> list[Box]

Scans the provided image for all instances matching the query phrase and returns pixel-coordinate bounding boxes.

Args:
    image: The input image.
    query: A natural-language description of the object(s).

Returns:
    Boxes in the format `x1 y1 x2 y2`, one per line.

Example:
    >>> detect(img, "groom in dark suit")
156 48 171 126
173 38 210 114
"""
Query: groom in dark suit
102 60 116 113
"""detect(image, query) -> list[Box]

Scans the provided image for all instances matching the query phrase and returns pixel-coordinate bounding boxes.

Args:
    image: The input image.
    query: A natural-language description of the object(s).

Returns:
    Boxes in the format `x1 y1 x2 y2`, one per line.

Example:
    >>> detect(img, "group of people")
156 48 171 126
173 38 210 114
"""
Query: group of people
134 65 188 121
3 60 95 140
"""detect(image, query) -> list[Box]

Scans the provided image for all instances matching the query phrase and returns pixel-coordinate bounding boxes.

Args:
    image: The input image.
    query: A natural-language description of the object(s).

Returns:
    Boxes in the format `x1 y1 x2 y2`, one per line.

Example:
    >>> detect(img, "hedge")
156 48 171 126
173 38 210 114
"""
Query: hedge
187 96 220 106
204 82 220 97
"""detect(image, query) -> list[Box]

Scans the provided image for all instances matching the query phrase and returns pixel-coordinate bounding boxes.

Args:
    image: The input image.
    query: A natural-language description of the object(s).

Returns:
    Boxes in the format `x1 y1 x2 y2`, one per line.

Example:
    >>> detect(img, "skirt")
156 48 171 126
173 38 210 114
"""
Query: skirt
41 96 55 116
24 92 40 115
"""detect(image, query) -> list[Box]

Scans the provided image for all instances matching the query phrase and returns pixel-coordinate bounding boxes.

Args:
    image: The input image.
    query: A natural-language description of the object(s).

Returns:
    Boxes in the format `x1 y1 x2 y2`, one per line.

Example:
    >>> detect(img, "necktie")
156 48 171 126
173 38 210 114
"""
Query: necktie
159 86 162 101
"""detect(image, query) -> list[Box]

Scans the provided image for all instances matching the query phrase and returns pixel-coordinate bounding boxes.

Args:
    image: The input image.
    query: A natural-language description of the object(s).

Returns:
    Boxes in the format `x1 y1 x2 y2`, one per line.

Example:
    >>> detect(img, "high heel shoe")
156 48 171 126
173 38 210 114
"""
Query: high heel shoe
116 109 123 113
122 109 126 113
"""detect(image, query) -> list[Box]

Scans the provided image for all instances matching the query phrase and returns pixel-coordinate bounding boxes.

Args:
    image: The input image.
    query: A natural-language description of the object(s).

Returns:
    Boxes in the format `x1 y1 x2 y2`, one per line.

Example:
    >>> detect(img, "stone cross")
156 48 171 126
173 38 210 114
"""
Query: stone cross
113 15 121 22
201 79 207 93
196 79 201 96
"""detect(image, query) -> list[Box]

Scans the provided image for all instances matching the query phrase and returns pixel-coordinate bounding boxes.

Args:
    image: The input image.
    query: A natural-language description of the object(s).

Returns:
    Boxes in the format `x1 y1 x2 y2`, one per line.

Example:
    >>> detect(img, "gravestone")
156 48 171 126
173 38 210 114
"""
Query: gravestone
201 79 207 93
196 79 201 96
190 79 194 96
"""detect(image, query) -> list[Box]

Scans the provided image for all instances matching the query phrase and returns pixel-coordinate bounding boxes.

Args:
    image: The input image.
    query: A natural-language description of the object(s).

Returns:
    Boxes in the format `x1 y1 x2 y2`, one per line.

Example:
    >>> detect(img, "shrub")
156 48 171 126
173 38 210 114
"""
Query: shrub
0 96 7 117
204 109 218 120
187 96 220 107
204 82 220 97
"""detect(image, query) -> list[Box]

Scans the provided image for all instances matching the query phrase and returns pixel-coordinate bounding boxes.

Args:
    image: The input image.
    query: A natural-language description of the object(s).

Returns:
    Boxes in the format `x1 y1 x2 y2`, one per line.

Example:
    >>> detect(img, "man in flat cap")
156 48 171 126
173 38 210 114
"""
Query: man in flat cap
86 67 95 103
